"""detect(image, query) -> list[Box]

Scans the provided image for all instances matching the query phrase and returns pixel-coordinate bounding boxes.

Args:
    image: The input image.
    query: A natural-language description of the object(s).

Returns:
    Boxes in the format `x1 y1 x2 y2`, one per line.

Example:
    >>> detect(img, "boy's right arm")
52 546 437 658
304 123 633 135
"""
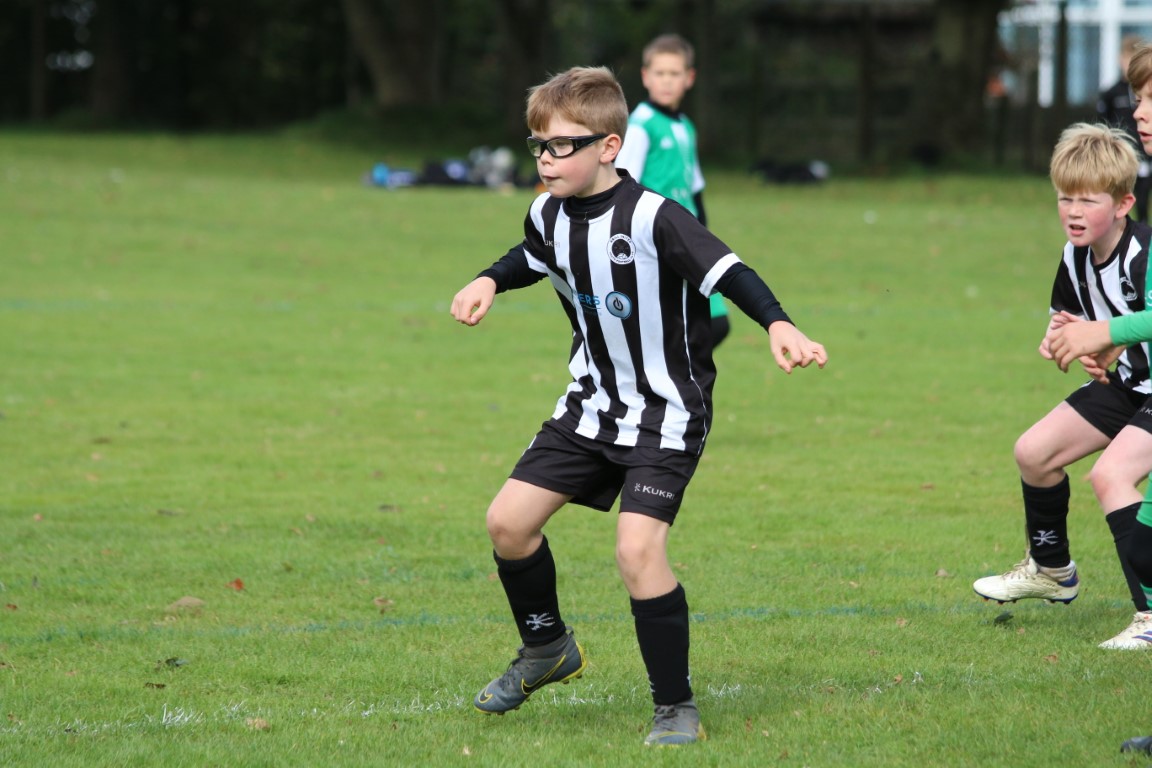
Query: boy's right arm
450 243 546 326
451 277 497 326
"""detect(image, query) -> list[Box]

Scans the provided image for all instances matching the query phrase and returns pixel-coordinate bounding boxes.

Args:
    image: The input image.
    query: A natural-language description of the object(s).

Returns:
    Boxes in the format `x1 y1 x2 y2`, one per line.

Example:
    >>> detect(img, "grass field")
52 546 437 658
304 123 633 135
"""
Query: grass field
2 129 1150 767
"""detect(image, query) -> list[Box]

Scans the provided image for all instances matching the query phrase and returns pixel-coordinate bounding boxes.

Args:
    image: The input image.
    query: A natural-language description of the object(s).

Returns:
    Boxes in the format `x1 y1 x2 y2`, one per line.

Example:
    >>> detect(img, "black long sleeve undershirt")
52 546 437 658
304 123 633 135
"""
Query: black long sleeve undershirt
713 264 791 329
480 248 790 331
477 247 545 292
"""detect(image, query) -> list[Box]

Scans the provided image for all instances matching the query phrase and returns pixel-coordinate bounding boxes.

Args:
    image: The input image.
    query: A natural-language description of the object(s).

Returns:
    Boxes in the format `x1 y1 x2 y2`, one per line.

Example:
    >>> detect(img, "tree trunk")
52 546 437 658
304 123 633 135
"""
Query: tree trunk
89 0 131 122
917 0 1009 155
495 0 552 136
29 0 47 120
340 0 441 108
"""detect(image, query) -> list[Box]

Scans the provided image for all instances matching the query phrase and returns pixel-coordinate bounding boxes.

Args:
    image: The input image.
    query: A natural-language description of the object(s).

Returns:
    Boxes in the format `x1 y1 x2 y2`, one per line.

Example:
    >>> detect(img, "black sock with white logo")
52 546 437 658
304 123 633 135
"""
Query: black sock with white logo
632 583 692 705
1023 476 1071 568
495 536 565 647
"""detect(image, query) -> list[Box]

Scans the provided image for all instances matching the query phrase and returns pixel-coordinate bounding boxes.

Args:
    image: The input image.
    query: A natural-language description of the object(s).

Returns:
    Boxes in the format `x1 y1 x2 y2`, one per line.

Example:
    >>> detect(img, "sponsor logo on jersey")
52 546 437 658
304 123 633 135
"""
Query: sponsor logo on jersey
576 292 600 313
605 291 633 319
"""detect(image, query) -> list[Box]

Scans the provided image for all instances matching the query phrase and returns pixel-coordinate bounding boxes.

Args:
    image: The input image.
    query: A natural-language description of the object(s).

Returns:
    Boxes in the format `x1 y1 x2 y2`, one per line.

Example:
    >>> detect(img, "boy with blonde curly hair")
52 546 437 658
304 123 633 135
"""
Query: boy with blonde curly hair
973 121 1152 652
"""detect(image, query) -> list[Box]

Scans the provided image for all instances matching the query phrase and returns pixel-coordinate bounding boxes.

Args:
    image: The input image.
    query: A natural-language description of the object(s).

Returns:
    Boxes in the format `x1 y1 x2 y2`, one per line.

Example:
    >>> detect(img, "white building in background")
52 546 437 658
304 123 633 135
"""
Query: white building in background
1000 0 1152 105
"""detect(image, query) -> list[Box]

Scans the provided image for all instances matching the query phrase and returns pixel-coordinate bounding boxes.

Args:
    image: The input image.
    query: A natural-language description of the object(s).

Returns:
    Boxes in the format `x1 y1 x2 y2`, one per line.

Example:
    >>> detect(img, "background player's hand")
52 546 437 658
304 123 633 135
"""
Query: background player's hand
767 321 827 374
1049 317 1114 371
1077 354 1112 383
450 277 497 326
1076 345 1123 383
1038 310 1079 360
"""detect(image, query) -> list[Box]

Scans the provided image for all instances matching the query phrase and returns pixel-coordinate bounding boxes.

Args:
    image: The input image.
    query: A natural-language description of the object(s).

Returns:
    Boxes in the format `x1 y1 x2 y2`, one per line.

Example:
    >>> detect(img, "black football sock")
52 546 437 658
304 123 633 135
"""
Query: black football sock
495 536 565 646
1128 515 1152 609
1108 503 1149 611
632 583 692 706
1022 476 1071 568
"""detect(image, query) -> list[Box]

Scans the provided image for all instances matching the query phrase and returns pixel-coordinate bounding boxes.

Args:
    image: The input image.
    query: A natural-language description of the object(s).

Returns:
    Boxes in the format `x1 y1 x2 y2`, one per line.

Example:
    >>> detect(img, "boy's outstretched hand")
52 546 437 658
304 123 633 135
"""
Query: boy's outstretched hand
450 277 498 326
767 321 827 374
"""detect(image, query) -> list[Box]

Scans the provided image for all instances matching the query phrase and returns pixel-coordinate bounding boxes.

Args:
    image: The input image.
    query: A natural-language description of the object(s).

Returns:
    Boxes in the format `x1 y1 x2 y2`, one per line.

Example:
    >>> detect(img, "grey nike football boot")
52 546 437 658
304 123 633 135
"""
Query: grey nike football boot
473 629 586 714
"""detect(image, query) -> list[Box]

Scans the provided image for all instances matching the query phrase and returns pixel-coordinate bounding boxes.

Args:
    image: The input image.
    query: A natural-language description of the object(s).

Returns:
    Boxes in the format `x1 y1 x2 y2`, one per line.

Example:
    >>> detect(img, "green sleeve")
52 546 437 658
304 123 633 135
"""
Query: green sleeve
1110 311 1152 345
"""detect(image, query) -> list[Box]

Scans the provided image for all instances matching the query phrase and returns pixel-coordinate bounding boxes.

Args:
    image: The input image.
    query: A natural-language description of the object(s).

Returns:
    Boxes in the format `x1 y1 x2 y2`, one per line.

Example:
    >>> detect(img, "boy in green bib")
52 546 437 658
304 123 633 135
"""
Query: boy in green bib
616 34 731 346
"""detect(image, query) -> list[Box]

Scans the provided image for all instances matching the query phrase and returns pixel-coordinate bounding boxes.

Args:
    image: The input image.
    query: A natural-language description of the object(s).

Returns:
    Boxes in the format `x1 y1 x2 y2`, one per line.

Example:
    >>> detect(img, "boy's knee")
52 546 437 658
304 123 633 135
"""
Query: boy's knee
615 538 640 570
1087 463 1111 499
1013 433 1040 472
485 504 545 559
485 504 520 547
1088 461 1131 501
615 536 660 573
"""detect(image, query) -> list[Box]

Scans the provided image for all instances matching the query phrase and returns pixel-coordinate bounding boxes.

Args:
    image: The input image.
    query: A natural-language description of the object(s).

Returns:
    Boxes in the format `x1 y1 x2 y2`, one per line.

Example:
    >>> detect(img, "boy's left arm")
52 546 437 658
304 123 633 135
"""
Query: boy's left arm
715 264 826 373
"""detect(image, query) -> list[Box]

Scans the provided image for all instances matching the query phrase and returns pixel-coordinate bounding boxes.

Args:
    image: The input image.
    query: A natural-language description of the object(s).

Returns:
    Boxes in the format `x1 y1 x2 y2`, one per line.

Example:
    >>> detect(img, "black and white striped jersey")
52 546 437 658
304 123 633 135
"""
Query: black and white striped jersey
1050 218 1152 393
492 174 752 454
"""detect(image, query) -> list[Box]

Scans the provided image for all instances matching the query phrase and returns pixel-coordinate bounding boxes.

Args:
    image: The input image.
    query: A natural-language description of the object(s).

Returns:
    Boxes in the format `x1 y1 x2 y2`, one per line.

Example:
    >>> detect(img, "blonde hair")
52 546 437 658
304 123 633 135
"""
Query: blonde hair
1050 122 1138 199
525 66 628 138
1129 43 1152 91
642 34 695 69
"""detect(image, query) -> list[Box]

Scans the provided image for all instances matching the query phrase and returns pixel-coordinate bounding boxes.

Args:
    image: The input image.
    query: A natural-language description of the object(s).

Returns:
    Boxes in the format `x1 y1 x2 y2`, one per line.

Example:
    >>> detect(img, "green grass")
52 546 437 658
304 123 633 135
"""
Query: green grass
1 130 1148 767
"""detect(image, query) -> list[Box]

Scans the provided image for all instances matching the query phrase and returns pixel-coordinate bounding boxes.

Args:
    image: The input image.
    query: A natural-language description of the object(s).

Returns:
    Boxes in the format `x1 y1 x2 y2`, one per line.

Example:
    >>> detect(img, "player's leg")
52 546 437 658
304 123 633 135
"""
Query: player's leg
974 401 1109 603
486 478 572 644
486 477 567 561
618 512 702 746
616 511 677 598
617 452 704 746
474 478 586 713
1115 491 1152 651
1089 422 1152 514
1014 401 1109 567
1092 423 1152 648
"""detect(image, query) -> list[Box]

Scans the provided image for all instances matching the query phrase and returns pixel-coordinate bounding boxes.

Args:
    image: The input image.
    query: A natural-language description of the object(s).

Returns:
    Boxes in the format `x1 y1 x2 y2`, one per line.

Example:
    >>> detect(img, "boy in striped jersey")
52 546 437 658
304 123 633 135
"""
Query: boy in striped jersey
450 66 826 745
972 122 1152 651
615 34 732 346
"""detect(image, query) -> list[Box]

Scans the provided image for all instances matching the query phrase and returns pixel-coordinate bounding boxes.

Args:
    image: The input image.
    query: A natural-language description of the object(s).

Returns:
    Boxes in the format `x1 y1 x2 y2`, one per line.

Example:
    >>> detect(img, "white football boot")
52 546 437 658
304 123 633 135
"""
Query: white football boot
1099 611 1152 650
973 556 1079 604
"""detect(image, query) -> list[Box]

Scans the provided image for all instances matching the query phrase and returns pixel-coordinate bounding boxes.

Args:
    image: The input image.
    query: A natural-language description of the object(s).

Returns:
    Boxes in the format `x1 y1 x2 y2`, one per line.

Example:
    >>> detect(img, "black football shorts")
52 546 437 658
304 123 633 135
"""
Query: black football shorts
509 420 700 525
1066 376 1152 438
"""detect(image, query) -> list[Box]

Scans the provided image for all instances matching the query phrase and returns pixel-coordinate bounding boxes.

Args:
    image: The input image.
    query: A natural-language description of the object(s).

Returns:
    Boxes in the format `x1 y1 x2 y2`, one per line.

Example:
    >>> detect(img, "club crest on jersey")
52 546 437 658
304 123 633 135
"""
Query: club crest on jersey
607 233 636 265
1121 276 1137 303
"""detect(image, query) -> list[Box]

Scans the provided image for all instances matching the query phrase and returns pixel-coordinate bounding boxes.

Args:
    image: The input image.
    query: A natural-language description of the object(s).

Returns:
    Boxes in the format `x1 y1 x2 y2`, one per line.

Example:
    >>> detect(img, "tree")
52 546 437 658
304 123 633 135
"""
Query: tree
915 0 1012 155
340 0 444 108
